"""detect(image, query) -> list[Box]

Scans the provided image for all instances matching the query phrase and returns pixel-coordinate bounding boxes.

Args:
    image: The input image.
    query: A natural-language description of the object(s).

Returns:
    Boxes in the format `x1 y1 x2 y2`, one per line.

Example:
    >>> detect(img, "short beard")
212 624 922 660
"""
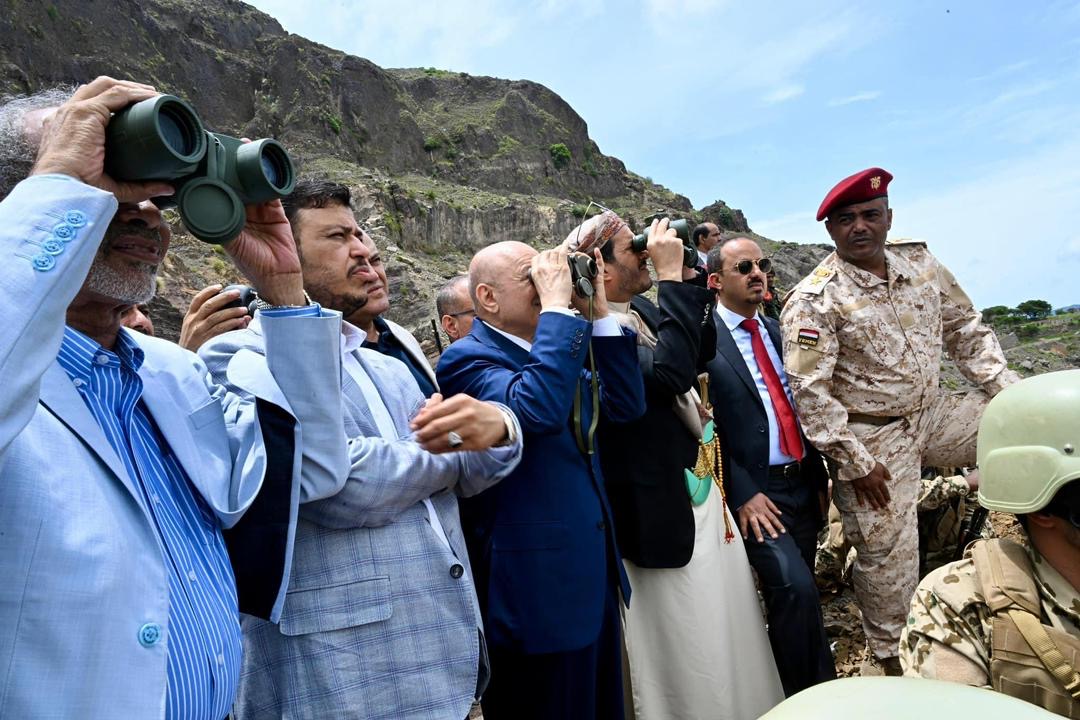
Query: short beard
304 279 368 318
84 259 157 305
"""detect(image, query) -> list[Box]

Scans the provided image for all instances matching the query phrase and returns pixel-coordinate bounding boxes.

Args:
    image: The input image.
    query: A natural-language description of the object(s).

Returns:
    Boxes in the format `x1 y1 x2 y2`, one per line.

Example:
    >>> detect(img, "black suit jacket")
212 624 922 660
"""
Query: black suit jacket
597 281 716 569
706 312 828 511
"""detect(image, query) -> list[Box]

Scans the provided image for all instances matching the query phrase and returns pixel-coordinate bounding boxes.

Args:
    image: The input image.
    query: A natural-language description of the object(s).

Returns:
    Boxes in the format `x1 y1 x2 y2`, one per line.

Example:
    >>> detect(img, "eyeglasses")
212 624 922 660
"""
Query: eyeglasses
446 309 475 318
728 257 772 275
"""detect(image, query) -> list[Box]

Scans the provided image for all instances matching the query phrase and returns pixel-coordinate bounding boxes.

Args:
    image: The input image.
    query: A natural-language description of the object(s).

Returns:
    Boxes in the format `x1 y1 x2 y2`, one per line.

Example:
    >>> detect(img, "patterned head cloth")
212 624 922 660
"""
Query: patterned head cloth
562 210 628 254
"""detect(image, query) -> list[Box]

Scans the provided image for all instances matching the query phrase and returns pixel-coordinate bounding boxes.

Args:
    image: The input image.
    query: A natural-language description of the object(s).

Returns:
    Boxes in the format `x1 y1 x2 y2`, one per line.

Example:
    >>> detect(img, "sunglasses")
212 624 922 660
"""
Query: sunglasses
727 257 772 275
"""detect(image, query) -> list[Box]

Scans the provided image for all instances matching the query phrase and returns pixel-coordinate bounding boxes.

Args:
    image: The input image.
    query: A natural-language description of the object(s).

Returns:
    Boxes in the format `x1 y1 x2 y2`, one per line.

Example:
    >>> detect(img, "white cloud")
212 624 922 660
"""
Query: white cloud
763 84 805 104
827 90 881 107
891 132 1080 309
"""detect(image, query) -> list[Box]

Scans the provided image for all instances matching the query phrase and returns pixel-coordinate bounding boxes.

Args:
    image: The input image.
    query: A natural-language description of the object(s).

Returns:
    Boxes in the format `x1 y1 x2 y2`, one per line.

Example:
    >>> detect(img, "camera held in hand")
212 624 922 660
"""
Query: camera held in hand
629 217 698 267
220 284 257 315
104 95 296 245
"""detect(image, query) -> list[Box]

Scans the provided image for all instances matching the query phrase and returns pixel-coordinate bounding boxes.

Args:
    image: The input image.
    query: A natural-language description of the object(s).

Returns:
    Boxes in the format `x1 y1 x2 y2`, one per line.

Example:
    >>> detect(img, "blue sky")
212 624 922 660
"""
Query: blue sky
247 0 1080 309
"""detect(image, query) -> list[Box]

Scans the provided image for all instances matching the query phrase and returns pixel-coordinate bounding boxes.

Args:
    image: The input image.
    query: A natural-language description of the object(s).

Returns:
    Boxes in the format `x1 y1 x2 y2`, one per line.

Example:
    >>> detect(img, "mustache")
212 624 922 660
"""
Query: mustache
102 225 165 252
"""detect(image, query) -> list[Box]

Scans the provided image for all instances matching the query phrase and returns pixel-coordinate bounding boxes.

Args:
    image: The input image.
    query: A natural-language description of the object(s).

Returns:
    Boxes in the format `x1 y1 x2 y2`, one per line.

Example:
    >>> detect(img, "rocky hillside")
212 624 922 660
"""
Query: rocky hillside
0 0 866 348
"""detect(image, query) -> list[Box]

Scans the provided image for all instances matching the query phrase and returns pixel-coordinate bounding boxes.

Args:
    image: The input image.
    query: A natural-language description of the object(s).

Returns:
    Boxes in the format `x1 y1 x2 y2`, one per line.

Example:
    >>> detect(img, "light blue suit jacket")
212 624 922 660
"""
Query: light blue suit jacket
0 176 348 718
202 322 523 720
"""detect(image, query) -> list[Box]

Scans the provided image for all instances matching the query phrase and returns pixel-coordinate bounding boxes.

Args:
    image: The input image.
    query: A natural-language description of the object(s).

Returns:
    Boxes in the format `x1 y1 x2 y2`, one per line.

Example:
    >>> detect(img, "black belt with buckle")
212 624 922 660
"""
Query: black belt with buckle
768 461 801 480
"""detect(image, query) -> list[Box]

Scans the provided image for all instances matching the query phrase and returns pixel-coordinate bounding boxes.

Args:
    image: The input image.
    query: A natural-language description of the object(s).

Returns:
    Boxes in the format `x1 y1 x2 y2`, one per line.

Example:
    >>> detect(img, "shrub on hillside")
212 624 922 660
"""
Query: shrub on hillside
1015 322 1041 340
549 143 572 169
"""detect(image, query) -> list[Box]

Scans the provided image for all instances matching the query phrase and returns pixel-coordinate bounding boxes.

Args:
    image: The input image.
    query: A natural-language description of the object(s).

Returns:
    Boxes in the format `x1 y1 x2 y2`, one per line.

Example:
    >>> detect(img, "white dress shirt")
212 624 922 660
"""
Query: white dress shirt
715 303 800 466
340 321 452 551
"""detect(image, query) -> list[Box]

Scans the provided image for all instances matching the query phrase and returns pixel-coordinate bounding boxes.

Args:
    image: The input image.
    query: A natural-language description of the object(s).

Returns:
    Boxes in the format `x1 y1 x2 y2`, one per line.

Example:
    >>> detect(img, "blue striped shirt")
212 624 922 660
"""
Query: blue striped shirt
58 326 240 720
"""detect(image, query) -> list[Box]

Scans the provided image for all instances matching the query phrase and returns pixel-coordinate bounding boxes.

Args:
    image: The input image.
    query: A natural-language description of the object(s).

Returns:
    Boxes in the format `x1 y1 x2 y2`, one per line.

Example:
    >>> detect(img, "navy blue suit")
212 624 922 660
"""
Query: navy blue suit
437 311 645 719
706 312 834 695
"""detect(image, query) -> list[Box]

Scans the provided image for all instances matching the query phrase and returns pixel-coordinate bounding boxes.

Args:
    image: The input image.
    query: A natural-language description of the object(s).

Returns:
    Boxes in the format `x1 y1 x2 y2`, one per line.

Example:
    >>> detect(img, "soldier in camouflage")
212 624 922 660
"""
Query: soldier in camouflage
815 471 988 594
780 168 1018 673
901 371 1080 717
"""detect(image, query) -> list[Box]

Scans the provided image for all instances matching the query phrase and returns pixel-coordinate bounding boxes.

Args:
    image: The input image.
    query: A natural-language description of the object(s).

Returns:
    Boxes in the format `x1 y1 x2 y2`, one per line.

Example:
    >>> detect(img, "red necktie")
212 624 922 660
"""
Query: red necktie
739 318 804 461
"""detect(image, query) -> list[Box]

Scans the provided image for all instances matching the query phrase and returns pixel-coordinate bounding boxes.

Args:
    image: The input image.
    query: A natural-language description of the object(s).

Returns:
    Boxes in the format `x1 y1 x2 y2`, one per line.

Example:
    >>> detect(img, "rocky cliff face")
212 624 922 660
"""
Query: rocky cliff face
1 0 817 351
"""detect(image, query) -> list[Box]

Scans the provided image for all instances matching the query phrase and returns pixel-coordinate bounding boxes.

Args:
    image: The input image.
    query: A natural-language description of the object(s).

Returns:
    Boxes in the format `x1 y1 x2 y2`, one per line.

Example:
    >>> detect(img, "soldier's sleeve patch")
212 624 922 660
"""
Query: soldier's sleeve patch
797 328 820 347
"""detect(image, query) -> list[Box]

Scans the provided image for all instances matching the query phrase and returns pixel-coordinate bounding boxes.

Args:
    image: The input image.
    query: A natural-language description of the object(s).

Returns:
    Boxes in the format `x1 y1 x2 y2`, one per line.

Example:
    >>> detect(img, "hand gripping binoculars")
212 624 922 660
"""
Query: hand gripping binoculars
104 95 296 244
568 253 598 298
526 252 598 298
629 218 698 268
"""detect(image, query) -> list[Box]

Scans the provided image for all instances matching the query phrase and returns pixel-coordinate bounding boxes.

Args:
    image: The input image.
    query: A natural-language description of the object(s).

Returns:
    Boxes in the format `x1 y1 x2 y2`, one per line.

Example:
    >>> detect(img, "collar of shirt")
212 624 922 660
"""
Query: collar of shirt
484 319 534 352
58 325 145 383
1029 545 1080 629
715 301 760 334
836 246 918 290
340 319 367 355
367 315 392 344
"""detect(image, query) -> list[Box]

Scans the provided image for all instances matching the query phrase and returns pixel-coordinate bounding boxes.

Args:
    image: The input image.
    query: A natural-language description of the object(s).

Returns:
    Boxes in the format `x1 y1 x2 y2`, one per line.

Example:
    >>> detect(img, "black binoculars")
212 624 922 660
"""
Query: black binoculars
629 218 698 268
526 252 598 298
104 95 296 244
568 253 598 298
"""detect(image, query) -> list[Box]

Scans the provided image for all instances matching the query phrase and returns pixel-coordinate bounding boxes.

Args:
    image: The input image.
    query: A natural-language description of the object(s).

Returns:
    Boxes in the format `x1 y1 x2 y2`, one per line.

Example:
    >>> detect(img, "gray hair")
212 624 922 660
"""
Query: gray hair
435 274 471 317
0 85 75 201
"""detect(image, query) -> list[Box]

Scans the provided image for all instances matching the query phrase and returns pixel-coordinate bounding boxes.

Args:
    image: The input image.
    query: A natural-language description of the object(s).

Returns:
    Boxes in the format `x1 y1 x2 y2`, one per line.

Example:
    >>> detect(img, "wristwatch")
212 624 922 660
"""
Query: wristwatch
253 290 314 311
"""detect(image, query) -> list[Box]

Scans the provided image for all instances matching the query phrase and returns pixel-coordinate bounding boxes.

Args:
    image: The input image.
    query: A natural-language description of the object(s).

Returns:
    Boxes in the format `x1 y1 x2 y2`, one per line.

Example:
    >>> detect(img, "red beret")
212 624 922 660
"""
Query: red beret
817 167 893 221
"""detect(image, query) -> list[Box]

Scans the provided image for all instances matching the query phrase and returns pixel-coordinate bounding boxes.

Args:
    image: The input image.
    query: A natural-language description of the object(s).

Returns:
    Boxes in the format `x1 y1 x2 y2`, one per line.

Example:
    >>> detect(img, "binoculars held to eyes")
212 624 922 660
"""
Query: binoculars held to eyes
568 253 598 298
526 252 598 298
104 95 296 244
629 218 698 268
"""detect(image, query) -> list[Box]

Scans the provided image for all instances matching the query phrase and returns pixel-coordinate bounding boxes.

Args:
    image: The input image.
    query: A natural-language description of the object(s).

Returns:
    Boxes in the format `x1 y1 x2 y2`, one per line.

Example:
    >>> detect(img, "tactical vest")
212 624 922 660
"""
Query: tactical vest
970 539 1080 718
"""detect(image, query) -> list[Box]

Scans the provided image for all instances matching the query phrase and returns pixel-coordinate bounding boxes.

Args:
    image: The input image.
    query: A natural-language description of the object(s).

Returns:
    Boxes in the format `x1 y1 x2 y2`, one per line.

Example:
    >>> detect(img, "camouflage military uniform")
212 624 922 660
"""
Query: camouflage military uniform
815 473 983 593
901 543 1080 691
781 241 1018 659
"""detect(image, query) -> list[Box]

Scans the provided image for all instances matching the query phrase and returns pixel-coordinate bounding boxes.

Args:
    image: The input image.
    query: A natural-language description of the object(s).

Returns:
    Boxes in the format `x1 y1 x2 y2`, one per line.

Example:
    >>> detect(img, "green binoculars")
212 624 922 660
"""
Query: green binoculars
629 218 698 268
104 95 296 244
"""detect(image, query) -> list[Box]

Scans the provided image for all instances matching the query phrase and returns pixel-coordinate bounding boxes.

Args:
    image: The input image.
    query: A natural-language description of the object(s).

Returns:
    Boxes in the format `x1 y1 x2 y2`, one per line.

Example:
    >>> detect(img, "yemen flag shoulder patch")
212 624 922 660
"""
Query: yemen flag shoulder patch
797 328 820 347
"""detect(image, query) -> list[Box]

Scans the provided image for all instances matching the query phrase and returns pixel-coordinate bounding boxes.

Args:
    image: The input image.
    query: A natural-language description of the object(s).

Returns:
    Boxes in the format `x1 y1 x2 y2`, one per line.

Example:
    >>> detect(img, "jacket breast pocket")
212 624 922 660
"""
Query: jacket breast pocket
279 576 392 636
187 398 226 432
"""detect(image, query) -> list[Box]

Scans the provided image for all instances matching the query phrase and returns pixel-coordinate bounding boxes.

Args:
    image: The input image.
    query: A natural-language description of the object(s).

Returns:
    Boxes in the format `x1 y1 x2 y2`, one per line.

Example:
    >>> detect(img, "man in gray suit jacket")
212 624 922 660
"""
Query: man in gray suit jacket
202 179 523 720
0 79 349 718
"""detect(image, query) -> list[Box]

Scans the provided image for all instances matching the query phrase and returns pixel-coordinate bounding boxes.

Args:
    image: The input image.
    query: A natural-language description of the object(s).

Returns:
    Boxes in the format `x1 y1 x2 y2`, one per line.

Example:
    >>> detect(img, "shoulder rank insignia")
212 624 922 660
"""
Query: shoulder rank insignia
797 328 820 347
886 237 928 247
797 266 834 295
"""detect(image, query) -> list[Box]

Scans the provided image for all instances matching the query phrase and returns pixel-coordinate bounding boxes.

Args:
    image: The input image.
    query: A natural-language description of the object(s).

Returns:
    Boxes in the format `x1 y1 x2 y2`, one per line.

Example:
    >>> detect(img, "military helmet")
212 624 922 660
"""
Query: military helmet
759 677 1056 718
977 369 1080 514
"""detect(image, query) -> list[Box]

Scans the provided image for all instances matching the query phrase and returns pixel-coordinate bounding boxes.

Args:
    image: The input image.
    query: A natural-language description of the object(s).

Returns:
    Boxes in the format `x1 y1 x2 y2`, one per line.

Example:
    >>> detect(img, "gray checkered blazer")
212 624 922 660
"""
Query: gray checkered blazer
201 319 522 720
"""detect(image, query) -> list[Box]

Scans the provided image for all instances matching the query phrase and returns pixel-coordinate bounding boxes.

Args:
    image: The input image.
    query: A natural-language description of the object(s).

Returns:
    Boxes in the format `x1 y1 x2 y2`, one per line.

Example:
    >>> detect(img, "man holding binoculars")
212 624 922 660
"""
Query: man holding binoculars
0 77 350 718
436 236 646 719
